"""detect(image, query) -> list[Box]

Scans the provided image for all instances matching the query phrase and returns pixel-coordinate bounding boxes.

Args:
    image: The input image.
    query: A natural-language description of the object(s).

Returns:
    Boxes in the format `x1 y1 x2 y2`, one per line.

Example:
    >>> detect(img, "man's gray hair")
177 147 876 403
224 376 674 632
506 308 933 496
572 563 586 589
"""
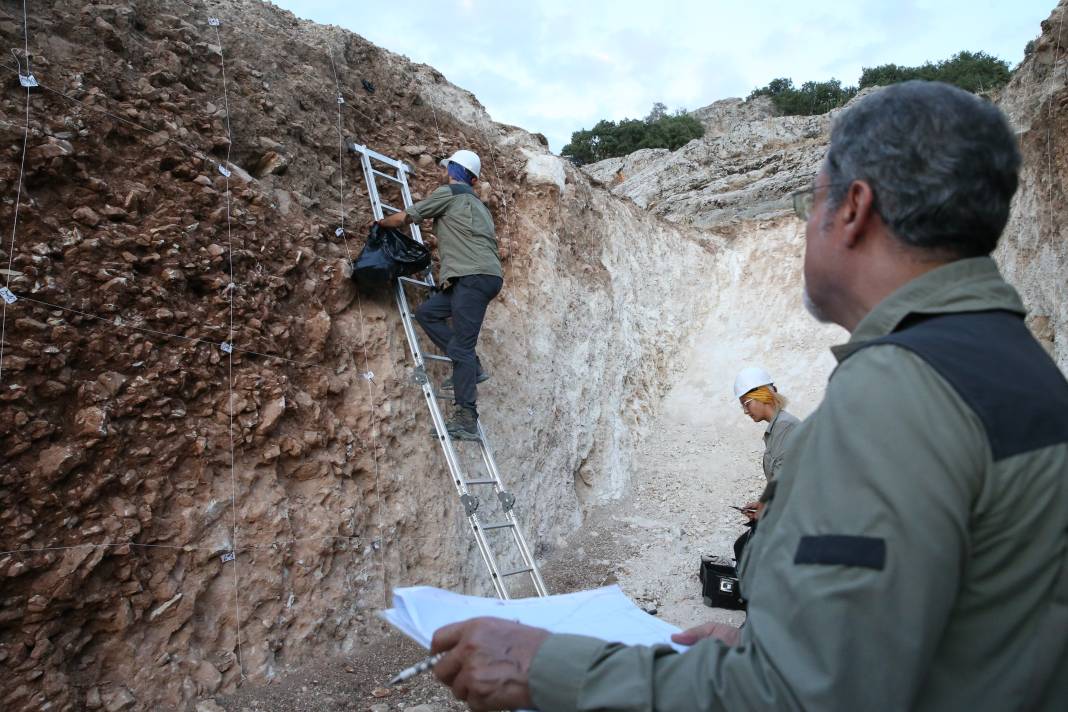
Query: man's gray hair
826 81 1021 257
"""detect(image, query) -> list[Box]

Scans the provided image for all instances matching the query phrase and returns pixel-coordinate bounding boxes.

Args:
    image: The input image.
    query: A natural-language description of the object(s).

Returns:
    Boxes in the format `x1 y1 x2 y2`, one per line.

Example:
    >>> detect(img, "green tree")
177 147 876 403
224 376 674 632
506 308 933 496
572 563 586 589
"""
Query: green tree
562 104 705 163
747 50 1012 119
645 102 669 122
748 78 858 116
859 51 1010 93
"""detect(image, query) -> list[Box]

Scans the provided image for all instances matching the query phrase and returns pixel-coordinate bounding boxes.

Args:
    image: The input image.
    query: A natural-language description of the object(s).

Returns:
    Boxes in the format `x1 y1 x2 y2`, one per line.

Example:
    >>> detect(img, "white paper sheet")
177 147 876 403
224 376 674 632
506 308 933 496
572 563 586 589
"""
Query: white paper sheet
381 584 687 653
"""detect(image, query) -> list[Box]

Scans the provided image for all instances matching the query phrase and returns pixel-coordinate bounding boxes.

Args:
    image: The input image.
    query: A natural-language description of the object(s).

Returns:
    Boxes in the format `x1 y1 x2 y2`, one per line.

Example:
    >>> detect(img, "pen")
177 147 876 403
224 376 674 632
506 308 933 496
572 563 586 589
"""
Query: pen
389 652 446 685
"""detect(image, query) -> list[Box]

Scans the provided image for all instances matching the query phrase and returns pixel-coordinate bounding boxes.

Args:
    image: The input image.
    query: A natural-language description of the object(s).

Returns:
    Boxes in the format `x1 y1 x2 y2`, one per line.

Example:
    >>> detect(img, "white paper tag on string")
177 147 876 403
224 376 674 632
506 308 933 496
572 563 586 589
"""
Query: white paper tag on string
337 95 345 105
217 164 231 178
362 371 375 382
220 341 233 354
208 17 221 26
0 287 16 304
18 73 37 88
220 551 235 563
335 227 345 237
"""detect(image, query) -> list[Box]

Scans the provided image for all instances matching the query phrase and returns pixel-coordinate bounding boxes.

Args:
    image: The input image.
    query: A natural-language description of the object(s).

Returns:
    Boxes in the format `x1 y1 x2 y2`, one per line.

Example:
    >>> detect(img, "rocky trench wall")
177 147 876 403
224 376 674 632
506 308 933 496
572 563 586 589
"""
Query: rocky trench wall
0 1 717 710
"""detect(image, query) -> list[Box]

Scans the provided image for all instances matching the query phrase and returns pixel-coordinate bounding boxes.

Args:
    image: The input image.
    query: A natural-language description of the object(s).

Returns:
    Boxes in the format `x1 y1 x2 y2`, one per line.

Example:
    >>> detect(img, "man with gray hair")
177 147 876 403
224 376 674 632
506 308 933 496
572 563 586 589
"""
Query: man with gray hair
424 81 1068 710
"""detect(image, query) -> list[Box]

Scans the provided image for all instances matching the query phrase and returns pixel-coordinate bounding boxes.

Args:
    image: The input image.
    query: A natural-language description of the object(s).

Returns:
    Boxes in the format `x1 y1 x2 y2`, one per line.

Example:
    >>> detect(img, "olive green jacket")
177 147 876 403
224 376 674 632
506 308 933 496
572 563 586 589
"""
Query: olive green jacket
762 409 800 482
406 183 502 283
758 409 800 502
529 257 1068 711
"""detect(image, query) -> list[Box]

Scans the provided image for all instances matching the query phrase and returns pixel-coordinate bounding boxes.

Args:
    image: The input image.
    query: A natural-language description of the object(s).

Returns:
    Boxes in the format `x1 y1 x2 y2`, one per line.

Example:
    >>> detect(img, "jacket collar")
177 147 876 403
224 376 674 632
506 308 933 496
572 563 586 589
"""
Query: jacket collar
764 408 783 437
831 256 1026 363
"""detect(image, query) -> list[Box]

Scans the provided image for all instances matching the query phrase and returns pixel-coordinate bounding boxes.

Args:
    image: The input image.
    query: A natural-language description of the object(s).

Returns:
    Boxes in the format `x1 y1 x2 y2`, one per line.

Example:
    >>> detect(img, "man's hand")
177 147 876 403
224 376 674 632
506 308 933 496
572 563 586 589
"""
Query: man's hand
430 617 550 712
670 621 742 647
377 211 410 230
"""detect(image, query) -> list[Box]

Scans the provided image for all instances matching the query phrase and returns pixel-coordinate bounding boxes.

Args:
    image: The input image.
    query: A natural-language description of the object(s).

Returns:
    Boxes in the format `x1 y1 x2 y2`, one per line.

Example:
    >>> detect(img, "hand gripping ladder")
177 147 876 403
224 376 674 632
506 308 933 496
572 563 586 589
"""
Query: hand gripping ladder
351 143 547 599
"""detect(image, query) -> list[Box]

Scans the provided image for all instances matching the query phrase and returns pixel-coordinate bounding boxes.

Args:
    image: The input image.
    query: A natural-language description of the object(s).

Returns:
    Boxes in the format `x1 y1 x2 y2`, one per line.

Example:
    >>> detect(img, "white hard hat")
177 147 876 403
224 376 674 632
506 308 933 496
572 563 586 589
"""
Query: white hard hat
734 366 774 400
439 149 481 178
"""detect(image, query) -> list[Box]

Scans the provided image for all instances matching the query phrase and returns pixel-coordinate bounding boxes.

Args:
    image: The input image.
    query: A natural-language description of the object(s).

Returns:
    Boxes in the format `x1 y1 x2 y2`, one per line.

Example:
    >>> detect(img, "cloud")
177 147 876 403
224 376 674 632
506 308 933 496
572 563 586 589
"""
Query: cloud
277 0 1054 152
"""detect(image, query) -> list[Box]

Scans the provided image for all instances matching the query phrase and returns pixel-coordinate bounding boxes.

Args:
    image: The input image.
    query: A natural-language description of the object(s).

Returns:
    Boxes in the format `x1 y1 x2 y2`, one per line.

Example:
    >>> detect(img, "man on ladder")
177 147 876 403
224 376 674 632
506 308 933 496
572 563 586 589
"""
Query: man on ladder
376 149 503 441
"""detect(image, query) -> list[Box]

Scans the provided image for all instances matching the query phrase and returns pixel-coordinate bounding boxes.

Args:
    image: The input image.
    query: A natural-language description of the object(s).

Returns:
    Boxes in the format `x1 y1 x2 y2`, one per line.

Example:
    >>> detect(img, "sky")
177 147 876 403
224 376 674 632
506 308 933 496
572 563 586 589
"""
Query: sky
272 0 1055 153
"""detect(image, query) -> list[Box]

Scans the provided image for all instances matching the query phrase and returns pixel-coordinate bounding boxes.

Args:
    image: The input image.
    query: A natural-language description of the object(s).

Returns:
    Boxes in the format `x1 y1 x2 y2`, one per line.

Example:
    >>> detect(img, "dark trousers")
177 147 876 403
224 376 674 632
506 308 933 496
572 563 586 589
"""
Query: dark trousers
414 274 503 413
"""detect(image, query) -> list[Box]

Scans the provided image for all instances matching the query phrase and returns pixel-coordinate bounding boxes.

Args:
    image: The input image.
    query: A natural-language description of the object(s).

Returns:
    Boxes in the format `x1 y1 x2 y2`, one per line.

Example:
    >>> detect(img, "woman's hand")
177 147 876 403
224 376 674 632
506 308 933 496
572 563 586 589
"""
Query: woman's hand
671 621 742 646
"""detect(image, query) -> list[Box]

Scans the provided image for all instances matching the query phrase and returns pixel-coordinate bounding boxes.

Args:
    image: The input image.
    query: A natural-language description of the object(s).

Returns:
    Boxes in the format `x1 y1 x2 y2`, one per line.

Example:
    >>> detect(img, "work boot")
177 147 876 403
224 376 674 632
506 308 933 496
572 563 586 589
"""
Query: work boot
445 406 480 441
440 370 490 392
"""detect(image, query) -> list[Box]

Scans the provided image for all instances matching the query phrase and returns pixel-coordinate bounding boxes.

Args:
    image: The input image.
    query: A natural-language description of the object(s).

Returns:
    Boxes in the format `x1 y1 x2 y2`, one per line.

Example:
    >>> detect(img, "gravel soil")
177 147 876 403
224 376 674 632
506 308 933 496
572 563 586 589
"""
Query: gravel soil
213 393 763 712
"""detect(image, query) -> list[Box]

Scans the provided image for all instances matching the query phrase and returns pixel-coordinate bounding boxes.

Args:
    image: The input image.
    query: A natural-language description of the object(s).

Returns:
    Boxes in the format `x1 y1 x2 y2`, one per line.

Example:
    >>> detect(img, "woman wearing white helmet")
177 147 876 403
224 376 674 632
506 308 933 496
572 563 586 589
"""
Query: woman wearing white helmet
733 366 801 516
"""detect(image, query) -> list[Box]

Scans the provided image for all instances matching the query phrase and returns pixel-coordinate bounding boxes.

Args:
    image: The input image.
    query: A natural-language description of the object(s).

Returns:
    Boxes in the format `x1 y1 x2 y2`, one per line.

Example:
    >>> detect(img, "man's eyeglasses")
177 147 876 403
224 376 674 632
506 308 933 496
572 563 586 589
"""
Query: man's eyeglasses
791 182 857 221
791 188 819 221
741 398 754 412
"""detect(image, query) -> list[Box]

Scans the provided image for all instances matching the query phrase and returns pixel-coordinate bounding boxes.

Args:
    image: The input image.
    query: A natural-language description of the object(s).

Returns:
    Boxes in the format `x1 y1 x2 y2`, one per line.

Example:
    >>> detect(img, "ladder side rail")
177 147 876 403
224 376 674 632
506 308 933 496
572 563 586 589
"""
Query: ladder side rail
467 512 511 599
476 422 549 596
398 172 423 243
393 280 429 370
506 510 547 596
397 170 434 288
418 379 511 597
360 154 386 221
463 509 509 599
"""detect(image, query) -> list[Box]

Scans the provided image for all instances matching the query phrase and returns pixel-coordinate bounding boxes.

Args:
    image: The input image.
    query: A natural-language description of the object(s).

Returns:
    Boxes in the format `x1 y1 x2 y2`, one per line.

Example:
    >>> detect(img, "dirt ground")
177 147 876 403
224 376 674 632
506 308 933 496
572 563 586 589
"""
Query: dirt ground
214 390 763 712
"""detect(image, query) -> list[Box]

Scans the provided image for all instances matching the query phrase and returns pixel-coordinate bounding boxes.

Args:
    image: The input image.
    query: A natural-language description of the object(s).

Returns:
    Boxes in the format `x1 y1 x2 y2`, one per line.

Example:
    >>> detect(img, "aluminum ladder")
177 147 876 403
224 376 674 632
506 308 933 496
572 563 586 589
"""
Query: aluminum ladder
350 143 548 599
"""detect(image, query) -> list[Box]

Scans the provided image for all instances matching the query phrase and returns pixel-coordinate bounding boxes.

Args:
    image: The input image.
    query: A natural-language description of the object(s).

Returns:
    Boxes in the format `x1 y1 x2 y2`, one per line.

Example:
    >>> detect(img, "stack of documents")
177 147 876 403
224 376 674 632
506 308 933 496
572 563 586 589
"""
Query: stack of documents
381 585 687 652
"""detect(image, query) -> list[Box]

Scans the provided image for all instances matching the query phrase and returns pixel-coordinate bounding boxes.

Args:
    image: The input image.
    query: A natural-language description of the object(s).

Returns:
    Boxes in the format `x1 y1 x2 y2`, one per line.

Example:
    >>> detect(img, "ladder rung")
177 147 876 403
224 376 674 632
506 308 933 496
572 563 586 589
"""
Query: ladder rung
399 276 434 288
424 354 451 363
501 566 534 577
463 478 497 486
480 522 515 531
381 202 402 213
351 143 411 173
371 168 403 183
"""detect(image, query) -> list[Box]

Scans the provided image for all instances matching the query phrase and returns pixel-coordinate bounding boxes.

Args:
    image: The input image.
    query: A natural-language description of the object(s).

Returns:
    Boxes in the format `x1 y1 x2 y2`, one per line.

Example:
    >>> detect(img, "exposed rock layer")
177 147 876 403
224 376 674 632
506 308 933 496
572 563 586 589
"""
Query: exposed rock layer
586 2 1068 372
0 1 1065 711
0 1 714 710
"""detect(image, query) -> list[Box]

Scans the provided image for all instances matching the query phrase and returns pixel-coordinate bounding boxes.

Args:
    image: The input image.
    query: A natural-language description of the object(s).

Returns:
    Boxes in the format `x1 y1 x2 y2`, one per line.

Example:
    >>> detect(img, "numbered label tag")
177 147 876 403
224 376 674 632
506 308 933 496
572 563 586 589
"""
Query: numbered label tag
217 164 231 178
335 227 345 237
362 371 375 382
0 287 16 304
208 17 221 26
337 95 345 105
220 341 233 354
220 551 235 563
18 73 38 88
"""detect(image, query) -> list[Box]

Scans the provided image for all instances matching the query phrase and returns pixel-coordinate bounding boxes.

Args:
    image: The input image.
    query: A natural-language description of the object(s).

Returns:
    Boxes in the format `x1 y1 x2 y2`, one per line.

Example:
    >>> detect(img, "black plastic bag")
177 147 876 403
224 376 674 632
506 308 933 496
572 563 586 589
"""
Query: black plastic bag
352 224 431 289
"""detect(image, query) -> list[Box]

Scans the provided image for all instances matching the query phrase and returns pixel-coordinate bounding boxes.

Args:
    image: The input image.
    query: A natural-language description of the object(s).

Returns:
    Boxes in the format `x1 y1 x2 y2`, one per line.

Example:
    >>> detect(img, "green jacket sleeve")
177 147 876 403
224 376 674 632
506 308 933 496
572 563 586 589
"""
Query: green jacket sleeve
405 185 452 222
766 418 798 482
528 346 985 711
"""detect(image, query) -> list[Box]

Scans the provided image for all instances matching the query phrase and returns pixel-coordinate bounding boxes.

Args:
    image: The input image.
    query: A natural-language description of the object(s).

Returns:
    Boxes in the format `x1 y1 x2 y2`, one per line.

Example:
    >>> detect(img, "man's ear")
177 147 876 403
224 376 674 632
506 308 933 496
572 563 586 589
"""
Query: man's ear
842 180 877 248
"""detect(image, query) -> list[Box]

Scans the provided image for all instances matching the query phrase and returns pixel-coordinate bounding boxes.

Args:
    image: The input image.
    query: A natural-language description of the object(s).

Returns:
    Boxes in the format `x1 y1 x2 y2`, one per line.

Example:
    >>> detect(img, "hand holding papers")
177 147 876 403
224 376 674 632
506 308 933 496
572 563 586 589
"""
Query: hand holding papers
382 584 686 652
